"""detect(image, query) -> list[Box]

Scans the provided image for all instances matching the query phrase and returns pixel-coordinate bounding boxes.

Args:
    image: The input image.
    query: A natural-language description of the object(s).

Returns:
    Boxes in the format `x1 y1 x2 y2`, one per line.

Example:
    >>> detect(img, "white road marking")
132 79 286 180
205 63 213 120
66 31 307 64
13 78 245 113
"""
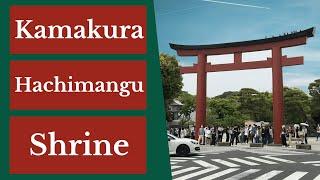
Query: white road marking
170 159 187 162
302 161 320 164
174 168 218 180
225 169 261 180
314 174 320 180
172 167 200 176
171 166 182 170
194 160 220 169
195 156 206 158
282 171 308 180
198 168 240 180
171 157 196 160
261 156 295 163
313 164 320 166
211 159 240 167
254 170 283 180
171 162 177 165
245 156 278 164
239 148 312 156
229 158 260 166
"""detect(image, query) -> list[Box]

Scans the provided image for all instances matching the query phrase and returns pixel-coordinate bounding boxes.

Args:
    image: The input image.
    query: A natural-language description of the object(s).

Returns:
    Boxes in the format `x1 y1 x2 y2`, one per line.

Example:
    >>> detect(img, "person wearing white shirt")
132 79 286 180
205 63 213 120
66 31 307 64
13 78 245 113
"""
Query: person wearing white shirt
205 127 212 145
244 125 249 144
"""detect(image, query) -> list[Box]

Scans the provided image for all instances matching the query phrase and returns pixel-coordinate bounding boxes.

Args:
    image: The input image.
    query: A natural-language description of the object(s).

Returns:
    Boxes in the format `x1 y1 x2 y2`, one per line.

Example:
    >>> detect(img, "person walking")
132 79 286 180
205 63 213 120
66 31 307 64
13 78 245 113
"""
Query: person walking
261 126 265 144
205 126 212 145
231 126 239 146
244 125 249 144
191 128 195 139
180 128 186 138
269 126 274 143
198 125 205 145
252 125 257 143
302 125 308 144
248 125 253 143
255 126 261 143
288 126 294 147
295 126 299 138
230 127 235 146
317 124 320 141
264 126 270 144
239 127 244 143
218 126 223 142
235 126 240 145
281 126 287 147
211 126 216 145
226 127 230 142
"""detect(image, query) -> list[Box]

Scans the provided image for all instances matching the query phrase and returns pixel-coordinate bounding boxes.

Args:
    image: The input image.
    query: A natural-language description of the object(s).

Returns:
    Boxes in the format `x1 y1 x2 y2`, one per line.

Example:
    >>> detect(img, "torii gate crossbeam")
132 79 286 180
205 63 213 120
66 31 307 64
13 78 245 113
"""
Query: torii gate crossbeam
170 27 315 144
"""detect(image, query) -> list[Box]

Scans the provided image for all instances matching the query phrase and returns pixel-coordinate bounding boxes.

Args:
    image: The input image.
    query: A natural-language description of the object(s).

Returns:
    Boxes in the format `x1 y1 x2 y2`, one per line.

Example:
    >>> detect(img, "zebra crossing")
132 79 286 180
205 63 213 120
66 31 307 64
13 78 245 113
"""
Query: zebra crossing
170 154 320 179
302 160 320 167
171 166 320 180
171 167 319 180
171 155 295 168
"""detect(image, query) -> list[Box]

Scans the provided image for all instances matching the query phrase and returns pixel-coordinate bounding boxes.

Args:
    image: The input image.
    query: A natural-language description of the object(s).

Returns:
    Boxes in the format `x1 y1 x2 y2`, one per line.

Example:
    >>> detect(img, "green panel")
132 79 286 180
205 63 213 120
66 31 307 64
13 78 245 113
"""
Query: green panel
0 0 171 179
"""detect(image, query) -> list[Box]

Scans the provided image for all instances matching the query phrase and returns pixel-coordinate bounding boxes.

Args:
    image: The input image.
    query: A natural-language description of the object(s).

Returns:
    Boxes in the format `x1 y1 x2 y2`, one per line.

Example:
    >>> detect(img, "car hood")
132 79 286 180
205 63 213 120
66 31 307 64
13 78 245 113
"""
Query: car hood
175 138 197 143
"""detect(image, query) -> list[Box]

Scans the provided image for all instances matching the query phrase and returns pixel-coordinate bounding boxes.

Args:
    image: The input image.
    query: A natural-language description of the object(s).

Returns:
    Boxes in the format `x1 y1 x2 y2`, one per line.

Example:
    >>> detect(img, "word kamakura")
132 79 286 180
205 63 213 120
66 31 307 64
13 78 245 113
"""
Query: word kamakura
15 18 144 39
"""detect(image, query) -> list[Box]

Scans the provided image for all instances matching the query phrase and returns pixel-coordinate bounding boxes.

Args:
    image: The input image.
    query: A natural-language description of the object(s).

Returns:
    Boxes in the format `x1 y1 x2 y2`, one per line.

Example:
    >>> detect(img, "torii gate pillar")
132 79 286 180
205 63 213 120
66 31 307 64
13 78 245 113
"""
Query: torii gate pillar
195 53 207 137
272 47 284 144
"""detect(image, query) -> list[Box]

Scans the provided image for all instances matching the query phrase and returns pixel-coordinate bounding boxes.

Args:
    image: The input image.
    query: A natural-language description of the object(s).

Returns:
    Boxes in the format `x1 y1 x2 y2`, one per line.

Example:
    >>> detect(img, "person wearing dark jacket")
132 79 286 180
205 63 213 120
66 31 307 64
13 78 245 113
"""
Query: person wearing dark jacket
281 127 287 147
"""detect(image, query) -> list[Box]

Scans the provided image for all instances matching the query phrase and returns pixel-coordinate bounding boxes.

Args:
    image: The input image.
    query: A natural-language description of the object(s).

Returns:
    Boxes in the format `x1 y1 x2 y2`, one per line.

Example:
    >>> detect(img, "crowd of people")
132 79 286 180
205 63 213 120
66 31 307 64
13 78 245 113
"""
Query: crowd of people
168 123 320 147
196 124 274 146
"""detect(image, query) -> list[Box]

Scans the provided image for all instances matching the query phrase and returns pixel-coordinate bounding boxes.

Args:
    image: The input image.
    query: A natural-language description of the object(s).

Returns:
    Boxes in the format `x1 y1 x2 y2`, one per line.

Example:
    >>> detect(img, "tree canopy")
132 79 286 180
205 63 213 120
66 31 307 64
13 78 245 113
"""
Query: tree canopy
284 87 310 124
159 53 183 121
177 91 195 121
308 79 320 125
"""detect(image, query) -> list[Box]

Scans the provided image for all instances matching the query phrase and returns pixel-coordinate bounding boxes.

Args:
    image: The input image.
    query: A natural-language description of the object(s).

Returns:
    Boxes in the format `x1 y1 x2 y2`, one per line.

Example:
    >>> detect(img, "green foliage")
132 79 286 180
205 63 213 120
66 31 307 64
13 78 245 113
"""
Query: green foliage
159 53 183 121
206 87 313 127
308 79 320 124
238 88 272 122
207 97 248 127
284 87 311 124
177 91 195 120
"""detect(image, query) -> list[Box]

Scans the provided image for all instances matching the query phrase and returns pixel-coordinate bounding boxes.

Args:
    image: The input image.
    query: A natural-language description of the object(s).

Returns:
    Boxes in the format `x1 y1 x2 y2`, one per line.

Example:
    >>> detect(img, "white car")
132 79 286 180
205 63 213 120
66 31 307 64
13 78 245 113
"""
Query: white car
168 134 200 156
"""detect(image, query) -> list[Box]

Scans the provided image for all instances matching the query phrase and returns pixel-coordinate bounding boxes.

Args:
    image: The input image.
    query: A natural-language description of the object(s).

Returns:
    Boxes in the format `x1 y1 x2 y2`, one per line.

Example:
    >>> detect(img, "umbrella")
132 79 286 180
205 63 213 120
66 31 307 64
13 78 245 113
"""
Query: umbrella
294 124 300 128
300 123 309 127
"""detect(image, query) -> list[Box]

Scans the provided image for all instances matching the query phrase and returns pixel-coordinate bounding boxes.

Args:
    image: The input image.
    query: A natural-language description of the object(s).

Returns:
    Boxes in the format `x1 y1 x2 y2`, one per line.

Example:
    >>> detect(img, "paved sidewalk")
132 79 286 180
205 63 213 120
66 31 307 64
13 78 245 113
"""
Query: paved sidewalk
198 137 320 153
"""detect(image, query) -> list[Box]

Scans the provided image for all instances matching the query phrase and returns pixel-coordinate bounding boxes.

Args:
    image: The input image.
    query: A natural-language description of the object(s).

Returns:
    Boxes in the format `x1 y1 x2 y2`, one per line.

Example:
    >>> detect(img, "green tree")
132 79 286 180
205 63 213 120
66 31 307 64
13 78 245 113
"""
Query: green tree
284 87 311 124
207 97 248 127
308 79 320 124
177 91 195 121
238 88 272 122
159 53 183 121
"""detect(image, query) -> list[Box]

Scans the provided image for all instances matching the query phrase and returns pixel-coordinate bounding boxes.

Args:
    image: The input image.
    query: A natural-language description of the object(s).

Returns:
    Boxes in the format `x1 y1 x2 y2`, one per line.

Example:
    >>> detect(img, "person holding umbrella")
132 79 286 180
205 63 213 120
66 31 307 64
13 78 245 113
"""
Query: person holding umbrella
300 123 309 144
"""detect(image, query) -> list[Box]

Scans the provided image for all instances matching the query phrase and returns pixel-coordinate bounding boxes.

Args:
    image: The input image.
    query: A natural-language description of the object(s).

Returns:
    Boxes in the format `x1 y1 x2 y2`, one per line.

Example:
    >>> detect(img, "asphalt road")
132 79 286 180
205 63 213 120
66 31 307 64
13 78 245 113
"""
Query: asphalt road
170 147 320 180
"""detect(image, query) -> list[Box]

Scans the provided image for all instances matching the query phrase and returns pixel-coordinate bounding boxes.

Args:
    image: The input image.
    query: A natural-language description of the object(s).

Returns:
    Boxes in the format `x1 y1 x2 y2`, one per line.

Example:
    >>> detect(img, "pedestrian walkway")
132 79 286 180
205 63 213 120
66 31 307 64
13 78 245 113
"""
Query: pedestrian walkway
171 155 296 168
170 151 320 180
171 166 319 180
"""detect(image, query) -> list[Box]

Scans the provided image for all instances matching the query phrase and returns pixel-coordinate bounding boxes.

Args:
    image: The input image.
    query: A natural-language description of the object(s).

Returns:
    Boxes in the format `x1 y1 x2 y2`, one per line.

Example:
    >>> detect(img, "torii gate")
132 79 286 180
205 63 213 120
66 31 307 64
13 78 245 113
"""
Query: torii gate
170 27 315 144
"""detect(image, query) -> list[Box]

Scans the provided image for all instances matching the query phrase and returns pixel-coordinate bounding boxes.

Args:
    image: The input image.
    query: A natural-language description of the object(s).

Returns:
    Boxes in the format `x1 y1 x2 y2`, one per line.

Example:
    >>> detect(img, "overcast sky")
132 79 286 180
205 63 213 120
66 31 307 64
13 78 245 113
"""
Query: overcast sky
154 0 320 97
